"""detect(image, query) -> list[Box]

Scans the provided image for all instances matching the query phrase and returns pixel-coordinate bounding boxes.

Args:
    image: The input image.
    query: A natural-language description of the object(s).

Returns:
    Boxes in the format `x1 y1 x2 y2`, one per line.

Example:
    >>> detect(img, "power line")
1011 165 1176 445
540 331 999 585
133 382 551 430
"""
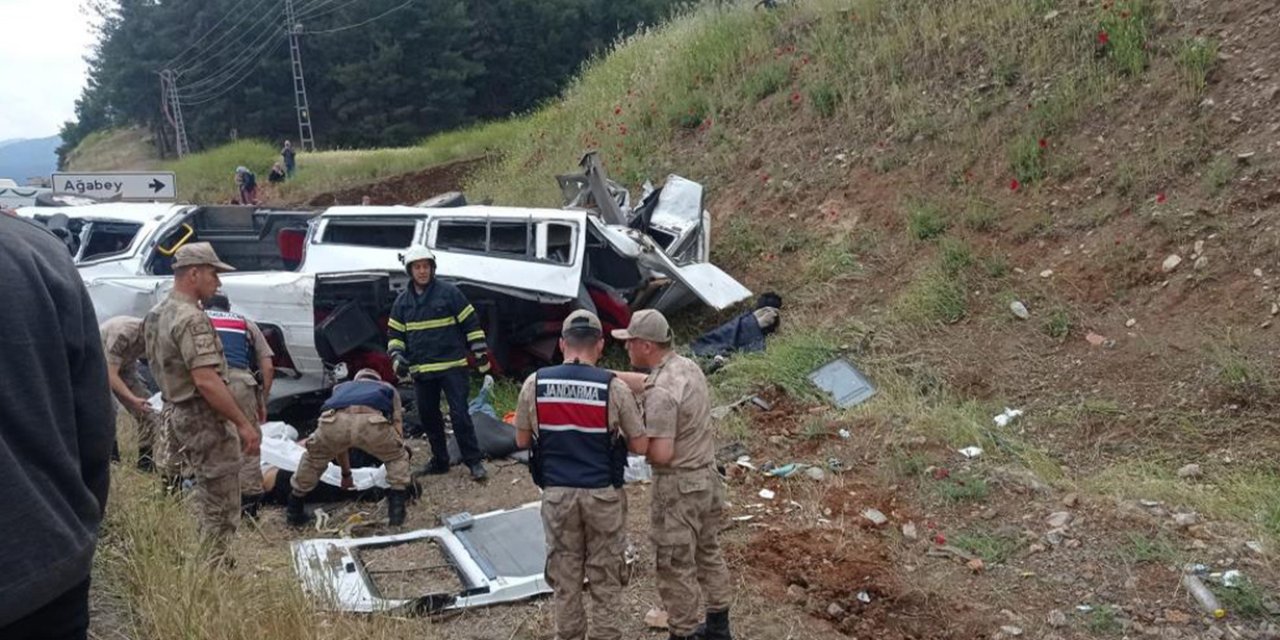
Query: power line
176 25 282 101
166 0 277 73
175 11 284 96
298 0 417 35
177 39 288 105
172 1 284 77
294 0 358 21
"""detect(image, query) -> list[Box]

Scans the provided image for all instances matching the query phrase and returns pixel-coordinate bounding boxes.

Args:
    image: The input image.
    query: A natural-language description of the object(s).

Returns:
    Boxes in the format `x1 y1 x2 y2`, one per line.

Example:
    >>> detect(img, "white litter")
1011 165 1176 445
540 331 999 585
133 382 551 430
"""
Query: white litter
759 489 776 500
993 408 1024 427
735 456 757 471
957 446 984 460
856 591 872 604
731 515 756 522
838 429 852 439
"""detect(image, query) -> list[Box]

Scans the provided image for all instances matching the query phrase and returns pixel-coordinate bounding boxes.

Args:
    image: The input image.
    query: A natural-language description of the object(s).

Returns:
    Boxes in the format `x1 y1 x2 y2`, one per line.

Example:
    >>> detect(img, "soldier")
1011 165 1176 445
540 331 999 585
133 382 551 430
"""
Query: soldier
613 310 735 640
515 310 648 640
144 242 260 559
203 291 275 519
100 315 160 471
286 368 412 527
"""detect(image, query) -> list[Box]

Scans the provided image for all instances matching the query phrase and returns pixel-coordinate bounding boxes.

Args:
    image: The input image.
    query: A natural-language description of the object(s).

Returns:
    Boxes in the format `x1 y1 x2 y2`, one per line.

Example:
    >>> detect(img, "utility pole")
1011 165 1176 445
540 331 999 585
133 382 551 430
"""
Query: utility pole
284 0 316 152
160 69 191 157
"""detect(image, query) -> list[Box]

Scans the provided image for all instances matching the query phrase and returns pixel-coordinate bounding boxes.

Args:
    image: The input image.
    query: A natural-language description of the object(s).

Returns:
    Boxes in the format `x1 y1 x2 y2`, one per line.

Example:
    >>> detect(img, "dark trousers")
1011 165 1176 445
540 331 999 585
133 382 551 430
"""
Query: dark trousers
1 578 90 640
414 369 481 466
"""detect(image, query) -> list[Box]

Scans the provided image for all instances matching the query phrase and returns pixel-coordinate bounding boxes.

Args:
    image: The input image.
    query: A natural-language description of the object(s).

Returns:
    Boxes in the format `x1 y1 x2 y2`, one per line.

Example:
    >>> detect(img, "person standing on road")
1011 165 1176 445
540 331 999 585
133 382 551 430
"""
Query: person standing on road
613 310 735 640
100 315 160 471
0 214 115 639
145 242 260 560
286 368 412 527
387 245 492 481
515 310 648 640
203 291 275 519
281 140 296 178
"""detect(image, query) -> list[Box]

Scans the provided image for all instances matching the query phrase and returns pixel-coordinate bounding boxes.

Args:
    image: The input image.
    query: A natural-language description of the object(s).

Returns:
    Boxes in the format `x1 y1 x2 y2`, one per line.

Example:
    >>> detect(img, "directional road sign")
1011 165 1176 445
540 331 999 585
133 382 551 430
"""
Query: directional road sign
51 172 177 201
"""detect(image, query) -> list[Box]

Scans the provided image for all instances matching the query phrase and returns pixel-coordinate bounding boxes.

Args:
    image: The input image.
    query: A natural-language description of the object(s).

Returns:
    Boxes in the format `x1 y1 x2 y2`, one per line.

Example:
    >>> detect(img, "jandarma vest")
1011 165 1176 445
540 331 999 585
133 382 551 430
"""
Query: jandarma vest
532 363 626 489
322 380 396 417
205 309 254 370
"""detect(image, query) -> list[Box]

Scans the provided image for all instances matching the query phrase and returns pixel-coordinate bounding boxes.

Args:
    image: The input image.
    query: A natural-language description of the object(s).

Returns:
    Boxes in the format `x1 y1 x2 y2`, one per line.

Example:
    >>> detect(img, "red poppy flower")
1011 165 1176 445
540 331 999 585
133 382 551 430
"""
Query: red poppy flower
1097 30 1110 45
933 533 947 545
1038 138 1048 149
760 172 770 183
1120 10 1131 18
613 106 622 115
1010 178 1021 191
618 125 627 135
1156 192 1167 204
790 92 802 104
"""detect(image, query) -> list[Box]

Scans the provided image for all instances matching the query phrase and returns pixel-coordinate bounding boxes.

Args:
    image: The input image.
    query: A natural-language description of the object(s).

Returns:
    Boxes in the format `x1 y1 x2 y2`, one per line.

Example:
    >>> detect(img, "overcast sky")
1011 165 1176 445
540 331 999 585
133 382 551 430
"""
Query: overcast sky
0 0 97 141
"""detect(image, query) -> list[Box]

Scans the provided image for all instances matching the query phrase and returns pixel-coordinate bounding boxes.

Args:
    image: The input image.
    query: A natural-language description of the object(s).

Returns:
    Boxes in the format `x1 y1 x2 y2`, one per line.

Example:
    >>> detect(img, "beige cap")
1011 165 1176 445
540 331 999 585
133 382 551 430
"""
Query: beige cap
173 242 235 272
354 368 382 381
610 309 672 343
562 310 603 337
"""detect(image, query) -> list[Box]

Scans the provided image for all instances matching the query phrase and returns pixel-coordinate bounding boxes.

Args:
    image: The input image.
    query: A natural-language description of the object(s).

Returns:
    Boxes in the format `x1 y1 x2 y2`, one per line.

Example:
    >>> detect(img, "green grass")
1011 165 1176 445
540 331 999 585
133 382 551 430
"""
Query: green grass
805 234 863 281
1098 1 1158 77
1042 309 1071 340
963 198 1000 232
939 239 974 276
981 253 1010 278
907 200 950 241
1117 531 1181 564
1085 605 1123 635
1176 37 1219 95
1009 134 1047 184
806 82 841 118
895 267 967 325
953 529 1022 564
713 331 837 401
934 473 990 503
1207 334 1273 406
742 61 791 102
1214 577 1272 619
1203 156 1236 195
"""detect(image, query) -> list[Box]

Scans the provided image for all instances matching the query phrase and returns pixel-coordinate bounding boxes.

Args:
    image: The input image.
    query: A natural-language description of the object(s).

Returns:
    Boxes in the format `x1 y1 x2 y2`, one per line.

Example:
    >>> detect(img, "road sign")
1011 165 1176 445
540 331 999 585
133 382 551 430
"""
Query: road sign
51 172 177 201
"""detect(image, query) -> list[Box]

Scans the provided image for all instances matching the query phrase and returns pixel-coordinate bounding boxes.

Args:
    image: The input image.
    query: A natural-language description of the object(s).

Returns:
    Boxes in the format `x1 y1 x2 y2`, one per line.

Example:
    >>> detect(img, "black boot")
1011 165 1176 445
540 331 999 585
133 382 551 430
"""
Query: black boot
286 493 309 527
468 461 488 482
668 634 698 640
240 494 261 520
418 458 450 475
136 447 154 473
387 489 407 526
704 609 733 640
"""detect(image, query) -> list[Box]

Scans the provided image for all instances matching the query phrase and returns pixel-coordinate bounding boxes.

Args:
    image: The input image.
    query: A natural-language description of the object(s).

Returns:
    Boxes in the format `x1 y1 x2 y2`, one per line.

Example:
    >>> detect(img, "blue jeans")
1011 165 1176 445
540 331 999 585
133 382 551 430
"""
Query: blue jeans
414 369 481 466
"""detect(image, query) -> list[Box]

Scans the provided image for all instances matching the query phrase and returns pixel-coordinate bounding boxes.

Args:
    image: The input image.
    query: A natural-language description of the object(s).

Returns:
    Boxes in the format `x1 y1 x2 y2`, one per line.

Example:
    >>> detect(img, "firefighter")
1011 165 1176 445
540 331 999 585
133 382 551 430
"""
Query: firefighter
387 245 491 481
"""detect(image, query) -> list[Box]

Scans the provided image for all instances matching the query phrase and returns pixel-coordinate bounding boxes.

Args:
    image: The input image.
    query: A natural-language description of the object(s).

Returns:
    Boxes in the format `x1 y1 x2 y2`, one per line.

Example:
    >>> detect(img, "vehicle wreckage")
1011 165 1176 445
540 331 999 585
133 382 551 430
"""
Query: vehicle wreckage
19 154 751 412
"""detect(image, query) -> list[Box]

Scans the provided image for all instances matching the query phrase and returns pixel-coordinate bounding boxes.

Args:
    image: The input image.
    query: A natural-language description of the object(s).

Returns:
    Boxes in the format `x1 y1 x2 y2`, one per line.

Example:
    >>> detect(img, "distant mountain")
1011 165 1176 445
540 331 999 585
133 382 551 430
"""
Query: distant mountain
0 136 60 184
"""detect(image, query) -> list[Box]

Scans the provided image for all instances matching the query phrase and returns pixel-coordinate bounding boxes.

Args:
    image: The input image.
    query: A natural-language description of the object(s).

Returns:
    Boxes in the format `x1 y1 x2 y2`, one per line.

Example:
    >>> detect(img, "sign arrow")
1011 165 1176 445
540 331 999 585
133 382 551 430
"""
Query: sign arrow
149 179 165 193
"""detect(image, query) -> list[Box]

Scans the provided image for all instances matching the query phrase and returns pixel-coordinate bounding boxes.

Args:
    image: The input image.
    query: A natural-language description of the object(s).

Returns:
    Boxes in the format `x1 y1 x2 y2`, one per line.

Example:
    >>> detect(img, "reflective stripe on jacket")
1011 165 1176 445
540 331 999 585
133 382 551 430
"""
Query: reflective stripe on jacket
386 279 487 377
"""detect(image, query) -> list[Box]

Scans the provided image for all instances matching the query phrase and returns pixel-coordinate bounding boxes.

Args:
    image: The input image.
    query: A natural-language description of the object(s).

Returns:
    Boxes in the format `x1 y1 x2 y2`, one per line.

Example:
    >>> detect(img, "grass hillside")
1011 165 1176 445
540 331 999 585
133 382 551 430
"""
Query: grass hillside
90 0 1280 637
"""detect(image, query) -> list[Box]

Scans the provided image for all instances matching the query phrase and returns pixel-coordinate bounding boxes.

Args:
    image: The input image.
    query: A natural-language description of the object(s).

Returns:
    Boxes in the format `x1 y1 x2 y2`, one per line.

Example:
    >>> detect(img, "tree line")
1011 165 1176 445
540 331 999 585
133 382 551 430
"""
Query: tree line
59 0 686 165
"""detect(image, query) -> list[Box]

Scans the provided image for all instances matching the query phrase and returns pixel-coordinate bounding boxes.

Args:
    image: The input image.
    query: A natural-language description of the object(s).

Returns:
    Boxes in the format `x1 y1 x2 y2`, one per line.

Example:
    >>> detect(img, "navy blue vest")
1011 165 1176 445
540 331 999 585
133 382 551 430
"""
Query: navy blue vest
206 310 254 370
533 363 625 489
323 380 396 416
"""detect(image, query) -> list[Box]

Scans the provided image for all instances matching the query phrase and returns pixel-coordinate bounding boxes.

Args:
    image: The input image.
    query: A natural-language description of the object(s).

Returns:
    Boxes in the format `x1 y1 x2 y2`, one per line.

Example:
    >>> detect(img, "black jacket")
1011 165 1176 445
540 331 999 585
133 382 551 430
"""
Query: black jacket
387 279 487 377
0 215 114 625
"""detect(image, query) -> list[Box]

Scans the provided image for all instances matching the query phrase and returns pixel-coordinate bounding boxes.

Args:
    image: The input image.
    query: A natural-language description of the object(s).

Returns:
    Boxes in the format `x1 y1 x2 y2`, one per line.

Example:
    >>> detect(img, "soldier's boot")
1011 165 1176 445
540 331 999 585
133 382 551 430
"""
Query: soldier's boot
286 493 310 527
704 609 733 640
387 490 407 526
240 494 261 520
136 447 154 473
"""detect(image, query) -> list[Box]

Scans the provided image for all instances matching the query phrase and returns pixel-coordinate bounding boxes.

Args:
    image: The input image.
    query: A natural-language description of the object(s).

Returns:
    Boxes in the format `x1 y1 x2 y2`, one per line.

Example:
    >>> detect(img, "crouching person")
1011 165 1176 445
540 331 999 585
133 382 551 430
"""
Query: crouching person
515 311 648 640
287 368 411 527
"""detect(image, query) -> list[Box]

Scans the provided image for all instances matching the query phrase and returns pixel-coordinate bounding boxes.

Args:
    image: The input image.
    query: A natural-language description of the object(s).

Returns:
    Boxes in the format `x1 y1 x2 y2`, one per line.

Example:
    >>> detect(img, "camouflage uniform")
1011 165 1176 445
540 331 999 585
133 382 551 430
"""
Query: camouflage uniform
145 289 242 552
99 316 159 463
220 319 272 502
291 389 410 494
516 371 646 640
642 352 732 638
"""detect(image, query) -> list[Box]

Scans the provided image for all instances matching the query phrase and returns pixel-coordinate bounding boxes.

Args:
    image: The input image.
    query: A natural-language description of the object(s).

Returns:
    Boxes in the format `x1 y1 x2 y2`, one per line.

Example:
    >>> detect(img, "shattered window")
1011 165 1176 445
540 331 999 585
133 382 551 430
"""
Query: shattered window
541 222 575 264
81 222 142 261
322 219 417 248
435 219 533 259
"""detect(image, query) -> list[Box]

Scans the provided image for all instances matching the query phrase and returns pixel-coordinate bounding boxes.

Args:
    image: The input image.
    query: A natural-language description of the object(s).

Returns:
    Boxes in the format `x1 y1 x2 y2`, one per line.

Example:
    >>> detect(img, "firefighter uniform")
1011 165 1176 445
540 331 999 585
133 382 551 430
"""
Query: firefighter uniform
387 277 489 470
99 315 159 469
206 308 274 512
144 246 243 554
515 339 645 639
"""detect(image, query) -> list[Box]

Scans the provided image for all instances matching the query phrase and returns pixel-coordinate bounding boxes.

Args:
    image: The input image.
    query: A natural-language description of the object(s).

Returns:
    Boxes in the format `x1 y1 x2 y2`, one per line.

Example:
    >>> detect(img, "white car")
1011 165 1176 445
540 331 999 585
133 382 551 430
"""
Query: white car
18 167 750 412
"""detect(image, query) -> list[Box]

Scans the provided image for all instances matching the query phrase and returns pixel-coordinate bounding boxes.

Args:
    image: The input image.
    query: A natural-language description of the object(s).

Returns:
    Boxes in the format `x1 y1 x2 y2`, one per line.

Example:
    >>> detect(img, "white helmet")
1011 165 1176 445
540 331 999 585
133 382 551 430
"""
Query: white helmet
401 245 436 274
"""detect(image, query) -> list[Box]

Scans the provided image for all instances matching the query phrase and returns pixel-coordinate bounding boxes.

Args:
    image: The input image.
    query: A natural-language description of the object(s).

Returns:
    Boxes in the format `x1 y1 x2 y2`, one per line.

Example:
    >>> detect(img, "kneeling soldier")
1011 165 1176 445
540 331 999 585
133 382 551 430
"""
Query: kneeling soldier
287 368 411 526
515 310 649 640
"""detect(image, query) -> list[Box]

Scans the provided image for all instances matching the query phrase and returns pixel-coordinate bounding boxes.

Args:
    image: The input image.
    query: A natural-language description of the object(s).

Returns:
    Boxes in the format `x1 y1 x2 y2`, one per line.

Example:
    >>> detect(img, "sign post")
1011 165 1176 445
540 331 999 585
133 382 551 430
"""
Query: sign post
51 172 178 201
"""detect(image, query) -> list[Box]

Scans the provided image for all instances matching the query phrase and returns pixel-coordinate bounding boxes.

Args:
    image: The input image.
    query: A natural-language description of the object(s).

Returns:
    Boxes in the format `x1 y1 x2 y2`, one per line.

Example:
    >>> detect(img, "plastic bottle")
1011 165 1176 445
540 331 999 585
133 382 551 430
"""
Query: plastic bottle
1183 573 1227 619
